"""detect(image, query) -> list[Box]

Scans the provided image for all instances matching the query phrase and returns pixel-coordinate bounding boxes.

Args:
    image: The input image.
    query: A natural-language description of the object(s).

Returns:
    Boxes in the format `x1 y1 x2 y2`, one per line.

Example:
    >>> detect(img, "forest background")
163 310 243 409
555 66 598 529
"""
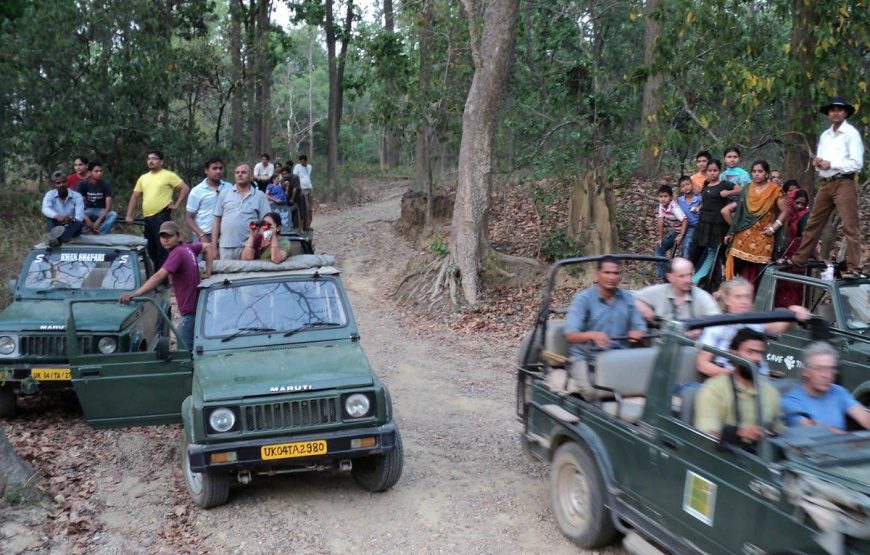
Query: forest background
0 0 868 306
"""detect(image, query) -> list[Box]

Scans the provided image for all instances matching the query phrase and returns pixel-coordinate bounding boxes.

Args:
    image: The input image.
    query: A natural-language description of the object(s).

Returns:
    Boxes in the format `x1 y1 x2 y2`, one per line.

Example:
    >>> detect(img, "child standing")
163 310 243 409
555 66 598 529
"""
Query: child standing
720 146 751 187
655 184 687 281
676 175 702 258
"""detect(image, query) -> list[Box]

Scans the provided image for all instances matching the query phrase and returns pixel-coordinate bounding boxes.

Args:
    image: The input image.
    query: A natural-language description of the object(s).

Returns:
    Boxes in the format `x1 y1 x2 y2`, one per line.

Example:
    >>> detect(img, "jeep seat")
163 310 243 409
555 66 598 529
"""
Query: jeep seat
670 346 704 424
597 348 657 423
542 319 570 368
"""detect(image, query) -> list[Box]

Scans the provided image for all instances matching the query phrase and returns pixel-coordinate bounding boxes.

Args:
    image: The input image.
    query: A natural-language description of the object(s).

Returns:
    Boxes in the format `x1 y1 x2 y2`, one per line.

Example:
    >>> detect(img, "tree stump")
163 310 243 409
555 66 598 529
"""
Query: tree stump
0 424 42 503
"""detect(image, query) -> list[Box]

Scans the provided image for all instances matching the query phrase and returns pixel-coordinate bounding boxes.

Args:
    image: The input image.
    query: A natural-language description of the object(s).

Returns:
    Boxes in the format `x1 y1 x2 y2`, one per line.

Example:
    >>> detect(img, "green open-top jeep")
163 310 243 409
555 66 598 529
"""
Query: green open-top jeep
64 256 402 508
0 234 169 417
755 264 870 406
517 255 870 554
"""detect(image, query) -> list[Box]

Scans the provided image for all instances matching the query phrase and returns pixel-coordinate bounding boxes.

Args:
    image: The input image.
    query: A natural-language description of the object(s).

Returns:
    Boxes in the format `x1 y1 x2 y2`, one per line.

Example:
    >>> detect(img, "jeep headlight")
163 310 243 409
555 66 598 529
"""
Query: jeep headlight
98 337 117 354
0 336 15 355
209 408 236 433
345 394 371 418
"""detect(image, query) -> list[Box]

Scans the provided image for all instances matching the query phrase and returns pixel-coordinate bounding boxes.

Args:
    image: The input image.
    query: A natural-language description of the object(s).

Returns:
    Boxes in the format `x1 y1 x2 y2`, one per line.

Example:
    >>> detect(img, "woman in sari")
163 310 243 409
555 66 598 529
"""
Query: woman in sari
775 188 810 307
722 160 788 284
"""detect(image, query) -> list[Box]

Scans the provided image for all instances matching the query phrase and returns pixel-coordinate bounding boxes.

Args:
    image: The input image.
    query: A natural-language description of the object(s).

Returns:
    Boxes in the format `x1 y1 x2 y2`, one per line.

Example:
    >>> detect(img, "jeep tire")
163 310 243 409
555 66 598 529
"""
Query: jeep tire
351 428 403 492
550 441 618 548
181 433 230 509
0 385 17 418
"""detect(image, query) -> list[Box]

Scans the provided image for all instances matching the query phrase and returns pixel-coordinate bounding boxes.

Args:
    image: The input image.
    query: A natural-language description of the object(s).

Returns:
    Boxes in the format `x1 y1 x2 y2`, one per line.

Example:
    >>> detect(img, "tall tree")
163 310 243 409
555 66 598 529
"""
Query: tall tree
230 0 245 153
450 0 520 305
415 0 434 197
637 0 663 176
379 0 399 169
325 0 355 189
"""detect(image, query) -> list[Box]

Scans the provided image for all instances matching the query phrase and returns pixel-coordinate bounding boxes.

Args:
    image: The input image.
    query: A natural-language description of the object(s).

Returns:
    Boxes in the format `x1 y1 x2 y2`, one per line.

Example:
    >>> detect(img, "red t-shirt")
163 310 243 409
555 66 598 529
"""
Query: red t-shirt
66 173 85 191
162 243 203 316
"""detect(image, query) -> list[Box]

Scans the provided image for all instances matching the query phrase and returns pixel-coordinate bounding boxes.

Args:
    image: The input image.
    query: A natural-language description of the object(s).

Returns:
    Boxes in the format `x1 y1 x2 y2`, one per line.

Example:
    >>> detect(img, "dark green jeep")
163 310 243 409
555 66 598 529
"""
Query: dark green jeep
517 255 870 554
0 235 169 417
64 257 402 508
755 264 870 407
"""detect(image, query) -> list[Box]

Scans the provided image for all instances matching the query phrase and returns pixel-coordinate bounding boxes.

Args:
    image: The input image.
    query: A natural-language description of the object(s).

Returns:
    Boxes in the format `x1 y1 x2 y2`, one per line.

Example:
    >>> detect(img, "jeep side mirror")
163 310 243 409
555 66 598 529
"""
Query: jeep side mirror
155 336 172 361
7 278 16 294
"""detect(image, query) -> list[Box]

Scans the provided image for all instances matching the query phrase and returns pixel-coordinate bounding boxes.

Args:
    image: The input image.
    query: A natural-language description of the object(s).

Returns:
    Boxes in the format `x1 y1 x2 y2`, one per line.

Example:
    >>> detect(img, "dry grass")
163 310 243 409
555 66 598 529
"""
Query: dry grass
0 192 43 308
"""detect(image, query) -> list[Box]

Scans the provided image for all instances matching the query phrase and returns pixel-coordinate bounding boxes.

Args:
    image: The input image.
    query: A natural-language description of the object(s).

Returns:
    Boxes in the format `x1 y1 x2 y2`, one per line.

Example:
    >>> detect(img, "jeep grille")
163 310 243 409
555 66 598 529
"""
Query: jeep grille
20 335 93 357
244 397 339 432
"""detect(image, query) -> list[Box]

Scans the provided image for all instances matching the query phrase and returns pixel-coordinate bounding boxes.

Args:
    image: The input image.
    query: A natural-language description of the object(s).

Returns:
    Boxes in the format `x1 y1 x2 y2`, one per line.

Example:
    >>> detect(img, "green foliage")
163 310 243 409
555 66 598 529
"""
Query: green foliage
429 234 449 257
539 229 584 263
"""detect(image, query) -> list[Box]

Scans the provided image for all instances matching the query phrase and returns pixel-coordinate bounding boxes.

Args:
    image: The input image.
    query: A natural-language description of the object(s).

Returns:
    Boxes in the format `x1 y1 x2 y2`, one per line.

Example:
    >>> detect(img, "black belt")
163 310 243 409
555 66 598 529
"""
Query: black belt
821 173 855 182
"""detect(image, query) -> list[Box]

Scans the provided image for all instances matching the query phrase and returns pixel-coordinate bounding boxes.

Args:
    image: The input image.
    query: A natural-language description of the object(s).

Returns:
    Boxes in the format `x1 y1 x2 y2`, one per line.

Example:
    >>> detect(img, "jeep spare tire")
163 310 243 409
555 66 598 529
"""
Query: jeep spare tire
181 433 230 509
550 441 618 548
351 428 403 492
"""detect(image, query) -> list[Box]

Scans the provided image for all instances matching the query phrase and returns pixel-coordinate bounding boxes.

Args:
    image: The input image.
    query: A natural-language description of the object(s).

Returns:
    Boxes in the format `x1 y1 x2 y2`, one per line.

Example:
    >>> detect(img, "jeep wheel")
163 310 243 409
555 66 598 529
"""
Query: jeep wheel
181 433 230 509
550 442 617 548
351 428 403 492
0 385 17 418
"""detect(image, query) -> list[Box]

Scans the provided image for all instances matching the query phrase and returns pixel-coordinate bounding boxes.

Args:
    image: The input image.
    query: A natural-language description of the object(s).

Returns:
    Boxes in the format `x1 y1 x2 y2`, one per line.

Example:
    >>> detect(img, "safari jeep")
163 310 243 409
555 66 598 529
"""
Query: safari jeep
517 255 870 554
64 256 402 509
755 263 870 408
0 235 169 417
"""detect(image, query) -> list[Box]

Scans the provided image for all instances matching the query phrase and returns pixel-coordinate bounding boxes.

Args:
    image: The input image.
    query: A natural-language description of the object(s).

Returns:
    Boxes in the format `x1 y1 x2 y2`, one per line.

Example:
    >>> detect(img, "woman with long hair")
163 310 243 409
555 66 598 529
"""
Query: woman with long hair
722 160 788 284
689 158 740 291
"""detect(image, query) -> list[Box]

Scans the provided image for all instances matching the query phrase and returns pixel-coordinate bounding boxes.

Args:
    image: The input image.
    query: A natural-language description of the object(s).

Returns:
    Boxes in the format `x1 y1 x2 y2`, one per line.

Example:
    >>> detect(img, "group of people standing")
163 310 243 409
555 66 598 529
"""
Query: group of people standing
654 95 865 291
253 152 314 232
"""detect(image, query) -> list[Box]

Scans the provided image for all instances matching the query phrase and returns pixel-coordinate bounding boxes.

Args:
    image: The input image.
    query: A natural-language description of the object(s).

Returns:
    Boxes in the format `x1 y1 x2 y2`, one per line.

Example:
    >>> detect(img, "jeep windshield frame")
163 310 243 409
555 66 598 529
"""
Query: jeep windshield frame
17 248 142 297
200 275 349 341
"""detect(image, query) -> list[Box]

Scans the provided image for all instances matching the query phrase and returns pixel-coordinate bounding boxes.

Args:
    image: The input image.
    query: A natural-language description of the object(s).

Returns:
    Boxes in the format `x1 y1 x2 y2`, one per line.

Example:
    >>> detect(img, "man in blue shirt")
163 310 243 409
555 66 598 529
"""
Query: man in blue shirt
41 170 84 247
782 342 870 431
562 256 647 399
186 157 232 243
676 175 702 258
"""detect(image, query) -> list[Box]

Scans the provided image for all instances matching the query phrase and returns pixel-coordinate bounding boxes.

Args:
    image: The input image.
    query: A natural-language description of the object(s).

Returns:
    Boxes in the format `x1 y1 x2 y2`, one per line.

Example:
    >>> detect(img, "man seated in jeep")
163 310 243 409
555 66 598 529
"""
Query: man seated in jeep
561 256 647 399
694 328 782 444
634 257 720 325
782 341 870 432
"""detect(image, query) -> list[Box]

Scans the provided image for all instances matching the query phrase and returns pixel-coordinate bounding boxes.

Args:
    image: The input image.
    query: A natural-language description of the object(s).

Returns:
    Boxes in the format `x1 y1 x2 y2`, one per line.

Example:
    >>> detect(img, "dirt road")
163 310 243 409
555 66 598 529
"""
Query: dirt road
2 182 621 554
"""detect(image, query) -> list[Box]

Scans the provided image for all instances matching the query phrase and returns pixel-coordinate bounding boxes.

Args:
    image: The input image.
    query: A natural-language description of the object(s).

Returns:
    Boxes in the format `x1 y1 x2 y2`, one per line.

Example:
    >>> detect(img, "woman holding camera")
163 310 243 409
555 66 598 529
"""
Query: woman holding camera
242 212 291 263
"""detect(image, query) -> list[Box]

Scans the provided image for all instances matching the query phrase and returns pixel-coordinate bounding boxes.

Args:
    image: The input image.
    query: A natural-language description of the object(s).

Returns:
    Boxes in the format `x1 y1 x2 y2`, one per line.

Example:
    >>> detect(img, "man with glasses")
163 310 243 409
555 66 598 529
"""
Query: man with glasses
41 170 84 247
119 221 212 350
186 157 231 243
212 163 271 260
125 149 190 270
782 342 870 432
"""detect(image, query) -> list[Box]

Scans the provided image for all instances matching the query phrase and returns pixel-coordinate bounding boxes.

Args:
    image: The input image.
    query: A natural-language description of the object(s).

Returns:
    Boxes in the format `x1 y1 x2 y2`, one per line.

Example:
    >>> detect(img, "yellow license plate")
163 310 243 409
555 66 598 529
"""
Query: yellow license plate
31 368 71 381
261 440 327 460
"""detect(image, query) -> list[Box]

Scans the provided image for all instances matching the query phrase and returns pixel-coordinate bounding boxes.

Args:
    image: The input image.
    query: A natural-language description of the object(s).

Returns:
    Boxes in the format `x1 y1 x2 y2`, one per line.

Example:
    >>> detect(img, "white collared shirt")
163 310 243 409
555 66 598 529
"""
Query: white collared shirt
817 119 864 178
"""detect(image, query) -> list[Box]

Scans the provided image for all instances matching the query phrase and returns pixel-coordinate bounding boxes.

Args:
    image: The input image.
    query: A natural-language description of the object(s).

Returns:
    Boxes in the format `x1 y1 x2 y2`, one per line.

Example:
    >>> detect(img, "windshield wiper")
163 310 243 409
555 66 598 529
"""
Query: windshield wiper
36 285 75 293
221 326 277 343
283 322 343 337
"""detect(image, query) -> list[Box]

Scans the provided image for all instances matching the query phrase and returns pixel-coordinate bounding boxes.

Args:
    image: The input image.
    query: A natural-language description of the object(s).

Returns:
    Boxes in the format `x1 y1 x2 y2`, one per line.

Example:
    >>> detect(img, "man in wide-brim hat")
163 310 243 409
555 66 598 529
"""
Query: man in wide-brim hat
783 96 865 278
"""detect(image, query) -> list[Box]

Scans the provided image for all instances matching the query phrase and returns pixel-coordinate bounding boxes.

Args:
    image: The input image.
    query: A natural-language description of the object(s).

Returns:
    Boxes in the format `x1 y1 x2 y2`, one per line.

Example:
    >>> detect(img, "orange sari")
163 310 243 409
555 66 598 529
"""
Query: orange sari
725 182 783 279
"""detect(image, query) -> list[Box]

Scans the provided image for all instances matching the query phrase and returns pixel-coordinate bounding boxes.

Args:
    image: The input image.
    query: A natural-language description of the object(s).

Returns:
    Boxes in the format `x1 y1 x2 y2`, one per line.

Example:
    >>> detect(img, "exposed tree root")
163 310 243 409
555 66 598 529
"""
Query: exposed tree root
393 253 461 310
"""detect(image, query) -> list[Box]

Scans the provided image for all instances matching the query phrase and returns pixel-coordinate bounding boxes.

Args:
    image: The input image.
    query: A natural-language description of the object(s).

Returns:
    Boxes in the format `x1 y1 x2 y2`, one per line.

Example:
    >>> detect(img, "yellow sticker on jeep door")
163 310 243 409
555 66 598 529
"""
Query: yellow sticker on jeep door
682 470 717 526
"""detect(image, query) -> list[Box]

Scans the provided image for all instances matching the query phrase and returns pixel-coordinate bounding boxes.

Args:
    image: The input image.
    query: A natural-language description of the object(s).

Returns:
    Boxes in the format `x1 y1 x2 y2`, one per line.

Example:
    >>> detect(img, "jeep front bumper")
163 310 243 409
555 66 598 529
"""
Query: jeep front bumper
0 364 72 393
187 421 398 473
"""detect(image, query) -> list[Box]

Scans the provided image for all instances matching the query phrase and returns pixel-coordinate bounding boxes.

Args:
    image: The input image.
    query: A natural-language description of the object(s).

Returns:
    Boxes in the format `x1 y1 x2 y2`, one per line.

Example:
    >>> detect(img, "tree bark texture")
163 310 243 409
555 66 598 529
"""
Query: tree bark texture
451 0 520 305
325 0 354 190
783 0 816 195
415 0 434 193
637 0 663 177
568 171 618 254
380 0 399 169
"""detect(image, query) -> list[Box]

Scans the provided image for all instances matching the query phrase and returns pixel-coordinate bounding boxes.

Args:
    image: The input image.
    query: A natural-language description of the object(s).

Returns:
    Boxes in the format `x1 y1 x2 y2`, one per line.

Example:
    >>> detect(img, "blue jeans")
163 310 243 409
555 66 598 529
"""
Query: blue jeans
178 314 195 350
655 231 679 281
84 208 117 235
681 226 695 259
45 218 83 243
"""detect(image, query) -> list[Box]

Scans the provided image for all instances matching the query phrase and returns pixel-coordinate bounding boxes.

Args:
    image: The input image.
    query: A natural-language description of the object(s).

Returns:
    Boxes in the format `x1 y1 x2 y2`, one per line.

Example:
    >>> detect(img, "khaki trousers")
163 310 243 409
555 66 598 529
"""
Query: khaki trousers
792 178 862 272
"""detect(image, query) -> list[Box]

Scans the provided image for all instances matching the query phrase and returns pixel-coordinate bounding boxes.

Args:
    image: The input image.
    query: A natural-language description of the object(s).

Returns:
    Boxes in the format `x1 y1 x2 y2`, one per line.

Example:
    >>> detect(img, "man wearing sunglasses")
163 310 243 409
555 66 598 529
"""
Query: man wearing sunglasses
119 221 213 350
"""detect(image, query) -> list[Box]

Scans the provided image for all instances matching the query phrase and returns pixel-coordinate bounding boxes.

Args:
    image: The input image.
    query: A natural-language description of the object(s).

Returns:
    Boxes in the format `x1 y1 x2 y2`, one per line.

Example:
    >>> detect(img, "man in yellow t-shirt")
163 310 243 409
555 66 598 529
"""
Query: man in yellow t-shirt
125 149 190 269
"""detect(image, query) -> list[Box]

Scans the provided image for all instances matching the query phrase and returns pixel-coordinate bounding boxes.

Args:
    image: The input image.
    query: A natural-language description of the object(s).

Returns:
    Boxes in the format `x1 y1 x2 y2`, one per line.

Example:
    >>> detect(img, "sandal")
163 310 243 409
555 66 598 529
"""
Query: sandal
777 257 803 267
840 271 867 279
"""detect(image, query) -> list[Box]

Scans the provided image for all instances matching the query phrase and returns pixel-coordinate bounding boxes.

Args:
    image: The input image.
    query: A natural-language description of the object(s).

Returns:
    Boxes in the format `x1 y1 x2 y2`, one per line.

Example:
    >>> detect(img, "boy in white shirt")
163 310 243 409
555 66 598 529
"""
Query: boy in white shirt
292 155 313 230
655 184 687 281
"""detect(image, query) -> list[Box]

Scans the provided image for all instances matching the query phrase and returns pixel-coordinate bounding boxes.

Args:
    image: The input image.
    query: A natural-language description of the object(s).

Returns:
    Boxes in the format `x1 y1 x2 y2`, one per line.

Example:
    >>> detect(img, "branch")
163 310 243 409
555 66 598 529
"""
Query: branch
681 93 719 143
460 0 481 69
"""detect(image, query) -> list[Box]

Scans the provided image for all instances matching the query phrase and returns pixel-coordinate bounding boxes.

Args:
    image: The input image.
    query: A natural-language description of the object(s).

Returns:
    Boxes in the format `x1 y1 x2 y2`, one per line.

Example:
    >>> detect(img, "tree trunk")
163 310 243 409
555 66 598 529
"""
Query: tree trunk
783 0 816 195
380 0 399 169
258 0 272 156
637 0 663 177
415 0 434 195
230 0 244 153
307 25 315 160
450 0 520 305
326 0 354 189
0 424 41 502
568 171 618 254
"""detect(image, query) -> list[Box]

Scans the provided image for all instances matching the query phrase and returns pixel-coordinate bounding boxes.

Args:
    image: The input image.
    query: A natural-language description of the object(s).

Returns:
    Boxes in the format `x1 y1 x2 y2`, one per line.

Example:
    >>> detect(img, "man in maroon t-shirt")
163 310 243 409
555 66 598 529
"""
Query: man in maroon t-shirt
120 221 213 349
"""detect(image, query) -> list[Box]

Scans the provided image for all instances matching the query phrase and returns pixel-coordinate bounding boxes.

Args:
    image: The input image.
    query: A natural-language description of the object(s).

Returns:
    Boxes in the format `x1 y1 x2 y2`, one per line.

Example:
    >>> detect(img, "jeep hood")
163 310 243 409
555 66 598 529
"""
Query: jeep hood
0 300 139 332
781 431 870 551
195 341 374 401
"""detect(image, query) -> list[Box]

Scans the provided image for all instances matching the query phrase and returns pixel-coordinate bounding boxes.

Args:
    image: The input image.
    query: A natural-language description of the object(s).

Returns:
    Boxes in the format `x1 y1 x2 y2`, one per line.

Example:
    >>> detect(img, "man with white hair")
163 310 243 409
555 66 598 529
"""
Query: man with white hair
635 257 720 323
781 341 870 431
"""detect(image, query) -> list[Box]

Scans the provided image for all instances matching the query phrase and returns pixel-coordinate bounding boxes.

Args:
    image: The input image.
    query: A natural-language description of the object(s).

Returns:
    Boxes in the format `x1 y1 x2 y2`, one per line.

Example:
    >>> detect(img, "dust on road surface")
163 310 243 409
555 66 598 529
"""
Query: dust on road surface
2 182 624 554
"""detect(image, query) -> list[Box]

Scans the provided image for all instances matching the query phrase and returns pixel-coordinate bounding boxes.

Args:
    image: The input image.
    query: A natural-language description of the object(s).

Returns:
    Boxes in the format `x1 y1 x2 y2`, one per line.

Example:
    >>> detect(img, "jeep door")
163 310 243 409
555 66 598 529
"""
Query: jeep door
66 298 192 428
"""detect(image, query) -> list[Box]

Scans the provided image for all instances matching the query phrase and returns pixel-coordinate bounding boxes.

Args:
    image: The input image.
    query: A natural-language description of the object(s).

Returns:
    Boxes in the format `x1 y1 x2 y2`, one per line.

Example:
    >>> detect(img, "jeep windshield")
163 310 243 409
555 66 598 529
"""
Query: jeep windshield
21 250 137 293
838 283 870 331
202 279 348 339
